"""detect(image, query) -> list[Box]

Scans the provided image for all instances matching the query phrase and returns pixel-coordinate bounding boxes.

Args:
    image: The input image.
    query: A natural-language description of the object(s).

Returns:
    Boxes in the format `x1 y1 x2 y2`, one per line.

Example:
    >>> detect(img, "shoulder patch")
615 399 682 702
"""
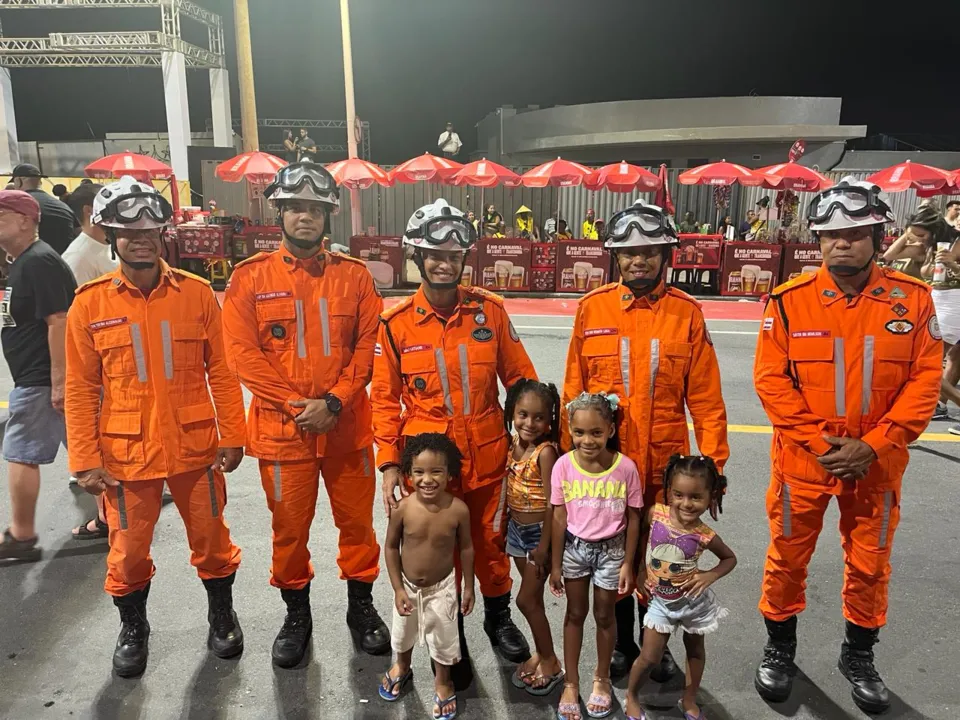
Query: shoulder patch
928 315 943 341
75 274 115 295
465 285 505 307
380 295 416 322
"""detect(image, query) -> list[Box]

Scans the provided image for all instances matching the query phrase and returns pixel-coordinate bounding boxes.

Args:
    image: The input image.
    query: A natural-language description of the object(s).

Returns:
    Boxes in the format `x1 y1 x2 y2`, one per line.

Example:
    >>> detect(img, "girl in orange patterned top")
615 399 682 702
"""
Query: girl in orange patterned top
503 379 563 696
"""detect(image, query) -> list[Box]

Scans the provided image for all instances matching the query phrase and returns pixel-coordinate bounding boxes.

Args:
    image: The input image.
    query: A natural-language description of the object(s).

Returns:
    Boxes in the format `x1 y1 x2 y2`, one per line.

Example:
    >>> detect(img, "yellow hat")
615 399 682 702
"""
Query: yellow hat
515 205 532 215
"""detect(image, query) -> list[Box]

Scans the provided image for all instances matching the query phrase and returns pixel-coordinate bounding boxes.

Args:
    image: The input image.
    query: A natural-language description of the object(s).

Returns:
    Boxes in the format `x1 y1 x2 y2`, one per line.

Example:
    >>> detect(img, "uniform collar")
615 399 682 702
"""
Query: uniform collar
619 280 665 310
277 241 327 273
108 259 179 293
815 263 890 307
412 285 483 325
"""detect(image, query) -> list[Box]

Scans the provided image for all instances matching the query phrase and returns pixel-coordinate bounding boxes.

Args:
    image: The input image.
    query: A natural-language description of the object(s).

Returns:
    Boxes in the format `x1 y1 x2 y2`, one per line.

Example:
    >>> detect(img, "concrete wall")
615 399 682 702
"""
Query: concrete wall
834 150 960 171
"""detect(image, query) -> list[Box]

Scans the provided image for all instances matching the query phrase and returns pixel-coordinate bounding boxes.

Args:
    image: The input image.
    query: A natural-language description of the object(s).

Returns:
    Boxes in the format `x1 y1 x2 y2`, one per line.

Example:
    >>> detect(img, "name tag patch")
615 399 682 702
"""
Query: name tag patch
256 291 293 301
402 344 432 354
90 317 128 330
791 330 831 338
584 327 618 338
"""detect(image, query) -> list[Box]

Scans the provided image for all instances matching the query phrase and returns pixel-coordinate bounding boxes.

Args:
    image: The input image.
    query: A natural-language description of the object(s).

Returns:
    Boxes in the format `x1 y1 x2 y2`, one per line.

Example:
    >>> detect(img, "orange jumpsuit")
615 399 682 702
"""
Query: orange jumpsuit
221 245 382 590
754 265 942 628
64 262 246 597
562 281 729 507
371 286 537 598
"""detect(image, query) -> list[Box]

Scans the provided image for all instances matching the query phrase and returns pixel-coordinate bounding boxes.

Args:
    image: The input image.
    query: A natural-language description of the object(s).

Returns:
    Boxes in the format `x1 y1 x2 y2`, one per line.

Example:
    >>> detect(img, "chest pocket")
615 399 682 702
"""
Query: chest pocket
787 337 834 390
256 298 297 351
94 326 139 379
462 341 498 414
171 322 206 373
659 341 693 386
872 338 912 390
400 349 441 401
325 298 358 352
581 334 621 391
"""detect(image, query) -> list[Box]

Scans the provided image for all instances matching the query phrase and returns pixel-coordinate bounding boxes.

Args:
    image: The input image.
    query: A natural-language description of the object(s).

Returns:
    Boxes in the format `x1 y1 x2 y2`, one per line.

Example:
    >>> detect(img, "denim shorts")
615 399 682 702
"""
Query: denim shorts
2 386 67 465
505 516 543 558
562 530 626 591
643 589 728 635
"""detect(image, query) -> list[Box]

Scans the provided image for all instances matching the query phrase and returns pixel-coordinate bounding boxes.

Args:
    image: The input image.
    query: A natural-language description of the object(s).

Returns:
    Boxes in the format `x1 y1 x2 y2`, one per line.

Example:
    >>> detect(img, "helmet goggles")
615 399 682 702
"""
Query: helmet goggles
100 192 173 226
606 204 678 245
406 215 478 249
265 163 338 201
808 184 890 226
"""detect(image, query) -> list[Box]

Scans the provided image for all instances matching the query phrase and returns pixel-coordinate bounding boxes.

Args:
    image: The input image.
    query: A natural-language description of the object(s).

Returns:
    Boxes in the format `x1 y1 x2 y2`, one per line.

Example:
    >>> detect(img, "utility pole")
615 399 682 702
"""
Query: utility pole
339 0 363 236
234 0 259 152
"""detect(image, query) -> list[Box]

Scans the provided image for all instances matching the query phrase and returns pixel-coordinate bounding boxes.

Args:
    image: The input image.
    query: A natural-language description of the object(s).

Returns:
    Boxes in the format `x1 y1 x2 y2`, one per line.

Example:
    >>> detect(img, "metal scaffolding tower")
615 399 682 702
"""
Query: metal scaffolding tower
0 0 231 175
206 117 372 160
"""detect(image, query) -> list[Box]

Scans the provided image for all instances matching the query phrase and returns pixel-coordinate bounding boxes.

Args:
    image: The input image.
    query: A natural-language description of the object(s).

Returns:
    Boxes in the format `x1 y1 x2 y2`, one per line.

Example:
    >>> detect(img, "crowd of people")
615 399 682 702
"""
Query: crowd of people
282 128 319 164
0 160 949 720
468 203 604 243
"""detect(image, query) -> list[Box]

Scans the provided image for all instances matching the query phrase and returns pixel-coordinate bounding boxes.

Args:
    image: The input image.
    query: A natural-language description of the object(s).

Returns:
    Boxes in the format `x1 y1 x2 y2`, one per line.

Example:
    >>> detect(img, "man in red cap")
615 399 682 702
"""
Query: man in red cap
0 190 77 561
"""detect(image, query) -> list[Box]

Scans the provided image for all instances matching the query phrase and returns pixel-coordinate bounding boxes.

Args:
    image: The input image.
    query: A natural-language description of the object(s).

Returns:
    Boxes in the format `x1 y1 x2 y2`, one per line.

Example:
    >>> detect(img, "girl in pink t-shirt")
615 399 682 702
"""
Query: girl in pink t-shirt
550 392 642 720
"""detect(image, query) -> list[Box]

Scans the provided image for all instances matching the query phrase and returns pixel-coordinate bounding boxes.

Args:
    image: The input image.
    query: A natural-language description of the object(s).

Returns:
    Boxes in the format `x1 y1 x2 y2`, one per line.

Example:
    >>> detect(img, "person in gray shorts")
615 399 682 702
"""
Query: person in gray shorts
0 190 77 562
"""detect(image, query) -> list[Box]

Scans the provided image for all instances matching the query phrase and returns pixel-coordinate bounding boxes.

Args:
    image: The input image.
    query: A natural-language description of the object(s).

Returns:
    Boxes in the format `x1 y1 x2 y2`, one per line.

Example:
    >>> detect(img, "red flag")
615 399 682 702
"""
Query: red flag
788 139 806 163
654 163 675 216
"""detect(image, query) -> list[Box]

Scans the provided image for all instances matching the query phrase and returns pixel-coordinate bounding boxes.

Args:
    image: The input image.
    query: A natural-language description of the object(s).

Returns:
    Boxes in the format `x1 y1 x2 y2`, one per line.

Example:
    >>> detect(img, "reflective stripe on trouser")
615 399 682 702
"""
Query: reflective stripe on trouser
102 468 241 596
457 479 511 598
258 447 380 590
759 474 900 628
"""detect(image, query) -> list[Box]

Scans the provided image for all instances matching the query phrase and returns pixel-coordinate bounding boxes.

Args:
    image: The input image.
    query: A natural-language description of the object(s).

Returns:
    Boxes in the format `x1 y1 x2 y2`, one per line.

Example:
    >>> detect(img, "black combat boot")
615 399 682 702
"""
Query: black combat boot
113 584 150 678
611 596 640 680
839 621 890 714
346 580 390 655
755 616 798 702
636 601 678 683
482 592 530 663
203 573 244 659
272 584 313 668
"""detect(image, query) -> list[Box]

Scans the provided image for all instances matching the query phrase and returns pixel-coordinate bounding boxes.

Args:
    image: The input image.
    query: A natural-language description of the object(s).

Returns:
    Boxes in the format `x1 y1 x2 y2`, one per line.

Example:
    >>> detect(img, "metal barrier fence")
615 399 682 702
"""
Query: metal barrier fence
200 162 928 247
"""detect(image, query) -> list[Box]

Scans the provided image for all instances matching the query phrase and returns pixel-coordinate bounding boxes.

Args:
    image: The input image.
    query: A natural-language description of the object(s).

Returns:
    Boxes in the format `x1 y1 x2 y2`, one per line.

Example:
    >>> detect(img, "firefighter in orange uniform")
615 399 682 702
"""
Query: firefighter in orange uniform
65 177 246 677
372 199 537 682
221 162 389 668
753 178 942 713
561 200 730 682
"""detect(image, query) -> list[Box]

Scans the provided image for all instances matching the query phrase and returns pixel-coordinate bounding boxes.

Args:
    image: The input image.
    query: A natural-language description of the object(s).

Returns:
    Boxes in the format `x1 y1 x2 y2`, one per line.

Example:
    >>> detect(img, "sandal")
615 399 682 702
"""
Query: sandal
585 676 613 718
72 516 109 540
557 682 582 720
527 667 565 696
377 667 412 702
433 692 457 720
677 700 706 720
511 666 536 689
0 528 41 562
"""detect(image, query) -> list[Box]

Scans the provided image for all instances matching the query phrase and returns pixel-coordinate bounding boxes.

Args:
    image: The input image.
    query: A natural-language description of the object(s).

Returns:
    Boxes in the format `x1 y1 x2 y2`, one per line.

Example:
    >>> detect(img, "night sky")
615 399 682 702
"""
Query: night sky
3 0 958 163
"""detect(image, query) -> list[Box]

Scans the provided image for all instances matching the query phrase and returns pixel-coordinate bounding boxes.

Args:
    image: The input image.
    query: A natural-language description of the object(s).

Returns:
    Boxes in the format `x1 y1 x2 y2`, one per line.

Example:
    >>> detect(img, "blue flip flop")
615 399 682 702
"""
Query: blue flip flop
377 668 412 702
433 692 458 719
677 700 706 720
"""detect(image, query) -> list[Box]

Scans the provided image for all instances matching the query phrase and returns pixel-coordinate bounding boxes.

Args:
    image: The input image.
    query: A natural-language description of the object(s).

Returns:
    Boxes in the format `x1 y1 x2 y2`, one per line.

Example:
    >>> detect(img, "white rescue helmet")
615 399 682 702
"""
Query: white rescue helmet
808 176 896 232
402 199 478 252
264 161 340 211
603 200 679 249
91 175 173 230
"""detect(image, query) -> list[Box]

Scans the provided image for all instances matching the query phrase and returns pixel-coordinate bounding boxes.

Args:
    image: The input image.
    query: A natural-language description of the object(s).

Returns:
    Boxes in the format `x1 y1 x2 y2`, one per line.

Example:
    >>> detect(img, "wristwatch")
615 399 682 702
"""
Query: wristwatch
323 393 343 415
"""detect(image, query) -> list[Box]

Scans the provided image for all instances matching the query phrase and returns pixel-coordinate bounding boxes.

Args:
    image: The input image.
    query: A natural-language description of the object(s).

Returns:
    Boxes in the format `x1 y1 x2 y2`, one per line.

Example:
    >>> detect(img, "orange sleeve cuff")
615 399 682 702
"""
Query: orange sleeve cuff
377 446 401 470
807 435 834 457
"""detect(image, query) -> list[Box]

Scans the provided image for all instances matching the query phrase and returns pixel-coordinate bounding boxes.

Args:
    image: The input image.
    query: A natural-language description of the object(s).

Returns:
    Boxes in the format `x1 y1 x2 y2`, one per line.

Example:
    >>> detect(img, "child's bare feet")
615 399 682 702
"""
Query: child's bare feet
678 697 704 719
527 655 564 694
624 692 646 720
514 652 540 686
433 679 457 719
379 662 411 701
586 676 612 717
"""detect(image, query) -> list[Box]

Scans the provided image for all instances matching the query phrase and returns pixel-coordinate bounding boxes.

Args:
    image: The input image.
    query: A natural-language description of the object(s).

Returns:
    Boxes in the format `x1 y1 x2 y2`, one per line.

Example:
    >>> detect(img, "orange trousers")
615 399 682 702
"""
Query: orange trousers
259 447 380 590
103 467 241 597
458 480 512 598
759 474 901 629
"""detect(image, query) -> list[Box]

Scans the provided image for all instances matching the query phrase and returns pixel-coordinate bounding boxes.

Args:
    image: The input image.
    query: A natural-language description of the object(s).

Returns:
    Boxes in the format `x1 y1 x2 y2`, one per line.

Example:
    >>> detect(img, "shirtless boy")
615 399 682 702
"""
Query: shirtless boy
379 433 476 720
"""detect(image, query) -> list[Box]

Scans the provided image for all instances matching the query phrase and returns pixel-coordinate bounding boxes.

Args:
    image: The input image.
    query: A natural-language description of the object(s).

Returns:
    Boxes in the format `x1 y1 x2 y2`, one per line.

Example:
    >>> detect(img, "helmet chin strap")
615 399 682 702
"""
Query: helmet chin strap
413 249 463 290
106 228 158 272
828 254 875 277
617 248 669 296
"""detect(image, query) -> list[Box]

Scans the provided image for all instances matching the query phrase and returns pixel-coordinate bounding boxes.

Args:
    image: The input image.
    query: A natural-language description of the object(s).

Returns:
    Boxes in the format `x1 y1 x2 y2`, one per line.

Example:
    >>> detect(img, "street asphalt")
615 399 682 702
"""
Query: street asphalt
0 315 957 720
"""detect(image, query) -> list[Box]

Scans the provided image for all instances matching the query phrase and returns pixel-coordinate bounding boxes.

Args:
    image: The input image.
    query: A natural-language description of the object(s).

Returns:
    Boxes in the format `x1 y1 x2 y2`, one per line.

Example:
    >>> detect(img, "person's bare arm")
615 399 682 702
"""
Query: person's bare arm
678 532 737 598
455 498 476 615
46 311 68 411
530 446 559 576
619 505 642 594
635 506 653 600
882 233 910 264
385 500 412 615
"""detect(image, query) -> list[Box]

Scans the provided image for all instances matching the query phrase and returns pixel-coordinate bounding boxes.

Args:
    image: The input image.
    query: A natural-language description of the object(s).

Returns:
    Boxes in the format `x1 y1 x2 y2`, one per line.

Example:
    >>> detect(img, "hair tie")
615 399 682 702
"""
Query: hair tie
602 393 620 412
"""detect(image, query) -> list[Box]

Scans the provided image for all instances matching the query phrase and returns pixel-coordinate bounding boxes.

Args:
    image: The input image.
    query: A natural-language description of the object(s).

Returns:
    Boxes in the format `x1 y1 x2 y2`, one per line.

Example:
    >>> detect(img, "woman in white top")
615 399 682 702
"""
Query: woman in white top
61 182 118 539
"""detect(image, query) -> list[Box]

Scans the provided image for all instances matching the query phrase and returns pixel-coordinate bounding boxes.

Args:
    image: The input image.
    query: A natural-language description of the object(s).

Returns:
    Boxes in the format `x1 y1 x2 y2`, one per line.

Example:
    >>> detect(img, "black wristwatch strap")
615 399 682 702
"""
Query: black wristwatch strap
323 393 342 414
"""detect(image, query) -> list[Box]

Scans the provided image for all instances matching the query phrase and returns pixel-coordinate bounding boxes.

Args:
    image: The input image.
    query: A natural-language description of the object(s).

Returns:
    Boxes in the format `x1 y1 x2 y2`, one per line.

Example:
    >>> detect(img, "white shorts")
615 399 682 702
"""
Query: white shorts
932 289 960 345
391 570 461 666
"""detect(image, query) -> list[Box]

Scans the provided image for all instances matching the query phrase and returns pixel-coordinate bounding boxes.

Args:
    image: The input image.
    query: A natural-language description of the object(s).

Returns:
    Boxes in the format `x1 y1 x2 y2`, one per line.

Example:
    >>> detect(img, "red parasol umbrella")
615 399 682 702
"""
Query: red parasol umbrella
451 158 522 187
867 160 955 193
585 161 662 193
325 158 392 190
756 162 833 192
215 151 287 184
917 172 960 198
85 152 173 183
388 152 463 184
520 157 594 188
654 164 675 216
678 160 763 187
